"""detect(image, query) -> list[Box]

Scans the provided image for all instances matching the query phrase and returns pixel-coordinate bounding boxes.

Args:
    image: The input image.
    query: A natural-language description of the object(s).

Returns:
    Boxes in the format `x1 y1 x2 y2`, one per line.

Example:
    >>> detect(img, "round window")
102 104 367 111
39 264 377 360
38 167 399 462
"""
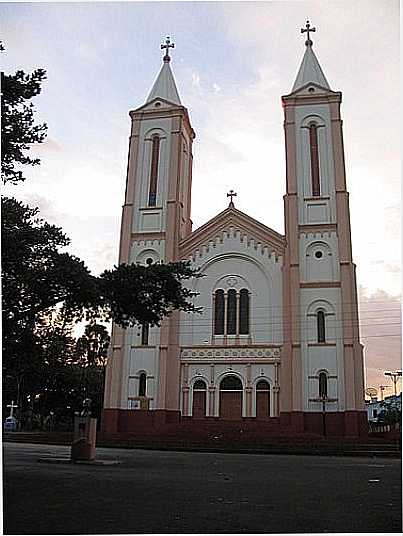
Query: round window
315 251 323 259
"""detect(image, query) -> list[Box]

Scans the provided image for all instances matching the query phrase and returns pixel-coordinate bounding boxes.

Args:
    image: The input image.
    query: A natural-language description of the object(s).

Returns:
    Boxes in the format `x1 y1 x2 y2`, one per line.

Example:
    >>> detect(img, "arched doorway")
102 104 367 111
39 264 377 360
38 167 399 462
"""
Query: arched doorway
219 375 243 420
256 380 270 418
192 380 207 418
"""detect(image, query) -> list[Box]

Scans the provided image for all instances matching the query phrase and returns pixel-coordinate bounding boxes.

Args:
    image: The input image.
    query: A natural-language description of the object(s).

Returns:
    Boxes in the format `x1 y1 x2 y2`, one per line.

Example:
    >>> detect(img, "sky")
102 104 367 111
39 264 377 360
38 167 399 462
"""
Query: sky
1 0 401 397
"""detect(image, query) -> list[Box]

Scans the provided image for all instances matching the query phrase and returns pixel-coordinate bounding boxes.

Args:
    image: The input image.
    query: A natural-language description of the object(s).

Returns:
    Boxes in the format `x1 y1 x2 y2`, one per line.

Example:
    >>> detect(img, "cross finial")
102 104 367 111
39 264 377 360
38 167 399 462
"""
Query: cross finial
301 20 316 47
227 189 237 208
161 36 175 63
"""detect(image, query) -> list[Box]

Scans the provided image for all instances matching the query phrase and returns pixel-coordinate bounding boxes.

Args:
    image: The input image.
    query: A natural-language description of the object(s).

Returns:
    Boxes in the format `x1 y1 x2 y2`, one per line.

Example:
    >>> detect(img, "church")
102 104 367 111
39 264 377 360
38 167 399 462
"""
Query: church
102 24 367 437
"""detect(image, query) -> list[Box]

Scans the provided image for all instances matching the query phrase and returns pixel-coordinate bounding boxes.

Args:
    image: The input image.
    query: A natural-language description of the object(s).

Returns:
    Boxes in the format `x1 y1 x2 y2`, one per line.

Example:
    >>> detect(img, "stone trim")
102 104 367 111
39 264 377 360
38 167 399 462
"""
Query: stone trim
307 342 337 347
299 223 337 233
131 232 165 241
300 281 341 288
181 346 281 359
182 358 281 365
303 195 331 201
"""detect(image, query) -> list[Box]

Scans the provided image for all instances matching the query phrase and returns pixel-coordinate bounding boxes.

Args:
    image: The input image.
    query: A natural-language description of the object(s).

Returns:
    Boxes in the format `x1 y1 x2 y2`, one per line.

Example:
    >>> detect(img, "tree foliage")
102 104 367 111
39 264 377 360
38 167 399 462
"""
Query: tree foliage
1 67 48 183
2 197 99 334
76 323 110 367
378 400 402 425
2 196 201 332
99 261 200 327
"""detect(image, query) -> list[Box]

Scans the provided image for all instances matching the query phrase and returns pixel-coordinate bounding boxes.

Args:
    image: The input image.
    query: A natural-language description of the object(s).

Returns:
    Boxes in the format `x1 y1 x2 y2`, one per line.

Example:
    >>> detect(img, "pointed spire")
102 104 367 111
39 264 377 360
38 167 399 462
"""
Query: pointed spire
292 21 331 92
146 37 182 105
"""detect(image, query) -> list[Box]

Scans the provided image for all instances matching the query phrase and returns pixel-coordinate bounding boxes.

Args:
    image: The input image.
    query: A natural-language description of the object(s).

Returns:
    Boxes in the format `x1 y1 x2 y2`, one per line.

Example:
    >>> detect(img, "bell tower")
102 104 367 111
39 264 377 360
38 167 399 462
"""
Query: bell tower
103 38 195 425
281 22 366 435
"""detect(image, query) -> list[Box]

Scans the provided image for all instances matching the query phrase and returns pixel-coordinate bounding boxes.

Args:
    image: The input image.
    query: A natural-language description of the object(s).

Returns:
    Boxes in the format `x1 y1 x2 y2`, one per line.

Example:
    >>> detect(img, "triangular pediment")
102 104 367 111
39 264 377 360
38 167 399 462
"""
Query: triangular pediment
133 96 183 113
287 81 338 97
180 206 285 259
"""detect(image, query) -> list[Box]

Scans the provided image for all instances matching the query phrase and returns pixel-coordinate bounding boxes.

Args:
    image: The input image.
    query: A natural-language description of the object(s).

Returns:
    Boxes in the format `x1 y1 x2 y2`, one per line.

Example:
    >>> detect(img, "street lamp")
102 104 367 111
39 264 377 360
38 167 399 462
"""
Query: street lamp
384 370 402 396
379 385 390 401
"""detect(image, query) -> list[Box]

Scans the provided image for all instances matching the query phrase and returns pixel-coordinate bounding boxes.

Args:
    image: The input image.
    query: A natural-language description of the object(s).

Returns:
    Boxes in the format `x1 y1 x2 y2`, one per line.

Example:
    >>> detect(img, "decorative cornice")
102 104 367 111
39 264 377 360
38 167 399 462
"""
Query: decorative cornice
307 342 337 347
181 346 281 360
282 88 342 106
131 232 165 241
130 104 195 139
299 223 337 233
300 281 341 288
304 196 330 201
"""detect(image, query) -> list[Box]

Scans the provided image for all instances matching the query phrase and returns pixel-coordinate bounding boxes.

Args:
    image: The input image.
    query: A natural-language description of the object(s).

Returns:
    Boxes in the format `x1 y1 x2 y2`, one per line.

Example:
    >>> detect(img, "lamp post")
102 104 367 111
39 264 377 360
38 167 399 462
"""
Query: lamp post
384 370 402 396
379 385 390 401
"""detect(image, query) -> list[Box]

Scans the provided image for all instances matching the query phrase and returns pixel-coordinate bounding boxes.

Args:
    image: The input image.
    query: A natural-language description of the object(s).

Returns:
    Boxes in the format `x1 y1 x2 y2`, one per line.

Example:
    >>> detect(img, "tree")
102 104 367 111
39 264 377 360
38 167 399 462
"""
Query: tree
378 400 402 425
1 65 47 184
2 196 200 332
76 323 110 367
98 261 200 328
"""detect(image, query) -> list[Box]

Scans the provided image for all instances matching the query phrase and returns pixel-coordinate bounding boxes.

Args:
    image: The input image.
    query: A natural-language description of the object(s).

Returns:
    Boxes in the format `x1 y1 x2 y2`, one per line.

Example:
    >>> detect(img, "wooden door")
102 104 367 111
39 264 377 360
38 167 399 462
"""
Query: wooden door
256 380 270 418
220 391 242 419
192 390 206 418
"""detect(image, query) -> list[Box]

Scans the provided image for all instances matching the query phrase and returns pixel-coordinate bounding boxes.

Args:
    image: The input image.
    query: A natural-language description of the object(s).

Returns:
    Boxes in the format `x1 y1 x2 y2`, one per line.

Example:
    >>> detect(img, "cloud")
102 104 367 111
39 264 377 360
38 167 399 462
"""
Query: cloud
358 287 401 396
191 72 200 87
212 83 221 94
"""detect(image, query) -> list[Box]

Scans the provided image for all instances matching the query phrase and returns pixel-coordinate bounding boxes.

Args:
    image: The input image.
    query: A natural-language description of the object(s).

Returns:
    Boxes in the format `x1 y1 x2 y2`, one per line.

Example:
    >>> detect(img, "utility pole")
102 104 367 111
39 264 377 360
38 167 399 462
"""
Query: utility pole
384 370 402 396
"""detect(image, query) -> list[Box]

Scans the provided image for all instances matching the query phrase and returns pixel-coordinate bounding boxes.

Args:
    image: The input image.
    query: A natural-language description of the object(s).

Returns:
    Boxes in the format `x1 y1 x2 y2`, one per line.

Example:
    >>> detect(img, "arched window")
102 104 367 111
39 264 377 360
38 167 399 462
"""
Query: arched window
227 289 237 335
213 287 250 336
256 380 270 391
309 123 320 196
148 135 160 206
214 290 225 335
220 375 243 390
138 372 147 397
193 380 207 390
318 372 328 398
141 323 149 345
317 310 326 343
239 289 249 335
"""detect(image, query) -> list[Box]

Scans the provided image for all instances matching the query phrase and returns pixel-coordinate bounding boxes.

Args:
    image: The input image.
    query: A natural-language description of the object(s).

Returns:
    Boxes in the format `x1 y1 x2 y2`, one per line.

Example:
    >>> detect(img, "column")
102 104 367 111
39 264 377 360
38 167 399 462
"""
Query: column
182 364 190 415
273 362 280 416
246 364 252 416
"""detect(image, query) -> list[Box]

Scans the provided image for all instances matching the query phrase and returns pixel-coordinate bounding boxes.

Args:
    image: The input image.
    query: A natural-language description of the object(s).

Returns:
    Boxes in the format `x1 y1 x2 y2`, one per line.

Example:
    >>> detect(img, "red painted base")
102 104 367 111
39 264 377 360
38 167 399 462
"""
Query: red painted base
102 409 181 434
102 409 368 437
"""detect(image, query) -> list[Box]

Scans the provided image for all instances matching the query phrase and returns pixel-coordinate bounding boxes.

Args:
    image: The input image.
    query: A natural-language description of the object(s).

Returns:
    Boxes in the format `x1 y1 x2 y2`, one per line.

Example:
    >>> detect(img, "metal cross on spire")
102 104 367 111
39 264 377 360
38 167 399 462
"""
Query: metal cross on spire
301 20 316 46
227 189 237 207
161 36 175 63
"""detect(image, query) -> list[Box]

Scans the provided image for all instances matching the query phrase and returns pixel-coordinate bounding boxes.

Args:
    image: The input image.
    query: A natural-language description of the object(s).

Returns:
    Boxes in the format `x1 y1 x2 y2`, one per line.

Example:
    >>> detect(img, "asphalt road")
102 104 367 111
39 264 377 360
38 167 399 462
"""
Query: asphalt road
3 442 402 534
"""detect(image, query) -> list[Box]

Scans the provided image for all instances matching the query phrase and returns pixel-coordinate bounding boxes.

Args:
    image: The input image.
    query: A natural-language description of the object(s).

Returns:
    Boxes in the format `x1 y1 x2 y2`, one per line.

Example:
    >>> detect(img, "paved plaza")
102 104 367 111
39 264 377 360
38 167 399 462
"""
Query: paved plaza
3 442 402 534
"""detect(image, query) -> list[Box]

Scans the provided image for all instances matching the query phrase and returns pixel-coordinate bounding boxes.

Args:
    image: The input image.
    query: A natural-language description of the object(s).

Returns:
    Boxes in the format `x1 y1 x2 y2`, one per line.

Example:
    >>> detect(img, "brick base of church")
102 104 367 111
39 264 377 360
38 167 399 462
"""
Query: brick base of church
102 409 368 438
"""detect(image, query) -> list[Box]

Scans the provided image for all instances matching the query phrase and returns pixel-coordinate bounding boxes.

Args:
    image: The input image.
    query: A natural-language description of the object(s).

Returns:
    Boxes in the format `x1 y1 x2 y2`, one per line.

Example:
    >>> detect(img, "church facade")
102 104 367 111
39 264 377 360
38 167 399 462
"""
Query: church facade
103 29 366 437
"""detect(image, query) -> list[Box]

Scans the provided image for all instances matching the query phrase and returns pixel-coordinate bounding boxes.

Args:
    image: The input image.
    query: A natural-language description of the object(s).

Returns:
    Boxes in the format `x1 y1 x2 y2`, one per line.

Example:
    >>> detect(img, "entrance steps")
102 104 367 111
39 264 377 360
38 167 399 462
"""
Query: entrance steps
4 429 401 457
